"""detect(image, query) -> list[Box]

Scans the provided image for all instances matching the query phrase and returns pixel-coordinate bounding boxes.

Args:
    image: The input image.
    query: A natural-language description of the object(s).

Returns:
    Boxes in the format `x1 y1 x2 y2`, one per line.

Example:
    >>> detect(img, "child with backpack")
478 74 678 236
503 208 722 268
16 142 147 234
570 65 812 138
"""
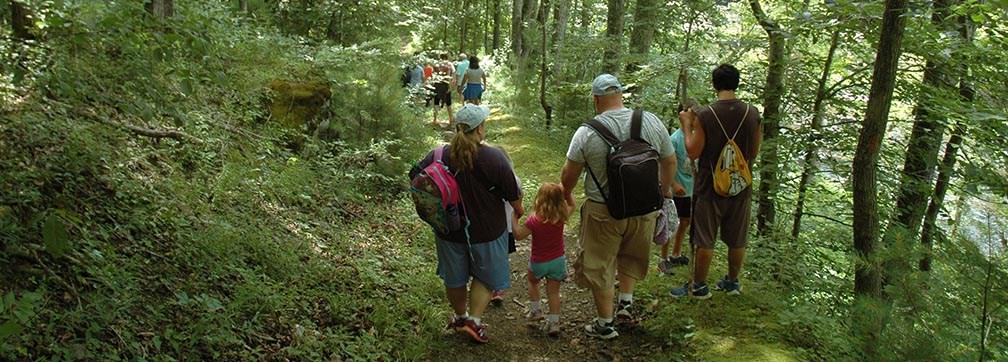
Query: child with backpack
512 182 574 337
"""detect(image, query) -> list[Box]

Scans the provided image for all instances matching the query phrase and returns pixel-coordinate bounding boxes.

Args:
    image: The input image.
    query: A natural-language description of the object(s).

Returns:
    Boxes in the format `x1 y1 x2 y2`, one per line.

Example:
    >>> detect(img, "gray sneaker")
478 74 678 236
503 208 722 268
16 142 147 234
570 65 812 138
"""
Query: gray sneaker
615 300 633 319
543 320 561 337
657 258 675 276
584 318 618 340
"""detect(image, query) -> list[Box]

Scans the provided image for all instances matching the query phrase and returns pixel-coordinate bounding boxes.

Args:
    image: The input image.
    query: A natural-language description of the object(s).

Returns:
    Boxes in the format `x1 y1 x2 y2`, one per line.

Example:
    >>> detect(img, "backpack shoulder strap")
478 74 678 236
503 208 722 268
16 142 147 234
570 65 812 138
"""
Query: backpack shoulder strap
583 118 620 147
730 105 751 140
709 106 731 140
433 145 445 162
630 110 644 141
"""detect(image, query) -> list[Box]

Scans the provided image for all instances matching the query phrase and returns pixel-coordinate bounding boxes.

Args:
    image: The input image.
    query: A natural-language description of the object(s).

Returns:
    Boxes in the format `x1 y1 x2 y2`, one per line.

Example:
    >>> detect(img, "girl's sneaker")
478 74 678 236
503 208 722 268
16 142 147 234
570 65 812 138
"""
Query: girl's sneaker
491 290 505 306
446 315 468 332
526 308 545 321
461 319 489 343
543 320 561 337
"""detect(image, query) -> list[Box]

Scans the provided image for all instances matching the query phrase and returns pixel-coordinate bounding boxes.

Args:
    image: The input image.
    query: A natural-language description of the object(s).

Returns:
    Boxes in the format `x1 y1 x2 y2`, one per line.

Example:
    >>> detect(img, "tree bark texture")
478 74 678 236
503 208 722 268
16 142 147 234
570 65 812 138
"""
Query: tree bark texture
11 1 34 40
492 0 502 51
519 0 539 59
239 0 248 14
460 0 472 53
145 0 174 19
852 0 909 299
792 29 840 239
550 0 571 75
749 0 785 237
852 1 909 356
511 0 524 59
626 0 658 72
601 0 625 74
539 2 551 127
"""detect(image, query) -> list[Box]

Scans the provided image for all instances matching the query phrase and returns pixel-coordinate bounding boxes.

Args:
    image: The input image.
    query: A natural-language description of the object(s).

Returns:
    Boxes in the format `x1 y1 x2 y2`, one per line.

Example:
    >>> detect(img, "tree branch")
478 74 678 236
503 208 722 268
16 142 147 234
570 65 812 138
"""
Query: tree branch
803 212 853 227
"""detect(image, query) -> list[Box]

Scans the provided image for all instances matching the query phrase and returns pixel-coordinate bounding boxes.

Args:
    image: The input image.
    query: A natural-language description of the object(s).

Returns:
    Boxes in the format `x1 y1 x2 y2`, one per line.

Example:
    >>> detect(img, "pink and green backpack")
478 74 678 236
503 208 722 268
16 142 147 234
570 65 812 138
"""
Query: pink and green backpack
410 146 468 235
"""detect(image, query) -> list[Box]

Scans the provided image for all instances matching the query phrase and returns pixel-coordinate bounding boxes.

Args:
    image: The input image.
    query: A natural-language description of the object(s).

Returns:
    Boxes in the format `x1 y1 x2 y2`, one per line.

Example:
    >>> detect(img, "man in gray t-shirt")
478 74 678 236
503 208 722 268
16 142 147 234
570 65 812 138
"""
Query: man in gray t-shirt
561 74 678 340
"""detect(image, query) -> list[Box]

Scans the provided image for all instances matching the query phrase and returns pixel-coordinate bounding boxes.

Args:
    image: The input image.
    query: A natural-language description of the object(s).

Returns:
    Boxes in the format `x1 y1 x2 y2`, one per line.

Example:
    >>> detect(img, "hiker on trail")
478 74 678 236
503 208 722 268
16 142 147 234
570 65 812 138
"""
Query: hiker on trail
513 182 574 337
669 64 762 299
460 55 487 105
657 102 698 275
454 53 469 95
431 53 455 127
410 104 523 344
560 74 677 340
409 59 424 86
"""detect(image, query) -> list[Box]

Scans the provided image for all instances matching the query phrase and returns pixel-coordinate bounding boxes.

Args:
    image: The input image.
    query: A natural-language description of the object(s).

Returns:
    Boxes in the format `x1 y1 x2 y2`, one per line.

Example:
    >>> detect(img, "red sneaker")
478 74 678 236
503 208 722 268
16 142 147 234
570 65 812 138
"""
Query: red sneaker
461 319 489 343
491 290 504 306
446 315 467 332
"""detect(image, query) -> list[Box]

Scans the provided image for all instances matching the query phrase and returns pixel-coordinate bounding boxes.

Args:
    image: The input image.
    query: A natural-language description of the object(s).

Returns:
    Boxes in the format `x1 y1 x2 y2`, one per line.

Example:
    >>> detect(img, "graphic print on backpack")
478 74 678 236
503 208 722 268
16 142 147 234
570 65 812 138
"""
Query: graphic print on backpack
410 146 466 235
582 110 663 219
710 106 752 197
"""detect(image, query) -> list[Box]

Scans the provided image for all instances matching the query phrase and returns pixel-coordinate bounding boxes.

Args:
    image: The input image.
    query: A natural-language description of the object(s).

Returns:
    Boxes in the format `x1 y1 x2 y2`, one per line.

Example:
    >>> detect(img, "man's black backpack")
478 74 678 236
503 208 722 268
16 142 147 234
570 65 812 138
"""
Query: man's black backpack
582 110 663 219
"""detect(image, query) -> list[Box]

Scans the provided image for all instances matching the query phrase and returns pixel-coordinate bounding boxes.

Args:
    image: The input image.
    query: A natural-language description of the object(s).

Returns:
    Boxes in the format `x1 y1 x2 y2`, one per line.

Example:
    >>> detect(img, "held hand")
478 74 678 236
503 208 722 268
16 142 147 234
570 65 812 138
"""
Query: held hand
673 183 686 197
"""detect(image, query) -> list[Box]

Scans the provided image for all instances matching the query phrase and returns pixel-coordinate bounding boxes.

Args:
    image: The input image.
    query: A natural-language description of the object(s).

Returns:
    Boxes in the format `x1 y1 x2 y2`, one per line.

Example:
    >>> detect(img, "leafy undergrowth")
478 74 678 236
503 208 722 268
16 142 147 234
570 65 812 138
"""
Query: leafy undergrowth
0 106 451 359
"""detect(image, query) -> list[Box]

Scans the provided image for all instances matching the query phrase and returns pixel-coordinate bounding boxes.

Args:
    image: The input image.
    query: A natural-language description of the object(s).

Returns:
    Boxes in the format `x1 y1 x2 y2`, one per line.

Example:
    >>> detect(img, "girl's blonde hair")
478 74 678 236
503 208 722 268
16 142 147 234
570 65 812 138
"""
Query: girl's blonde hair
533 183 568 225
450 124 482 171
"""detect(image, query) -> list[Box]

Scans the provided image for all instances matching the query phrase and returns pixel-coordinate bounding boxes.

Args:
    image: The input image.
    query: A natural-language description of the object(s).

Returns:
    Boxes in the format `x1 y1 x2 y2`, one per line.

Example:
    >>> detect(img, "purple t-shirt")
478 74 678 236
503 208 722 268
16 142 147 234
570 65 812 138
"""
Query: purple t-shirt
412 145 521 243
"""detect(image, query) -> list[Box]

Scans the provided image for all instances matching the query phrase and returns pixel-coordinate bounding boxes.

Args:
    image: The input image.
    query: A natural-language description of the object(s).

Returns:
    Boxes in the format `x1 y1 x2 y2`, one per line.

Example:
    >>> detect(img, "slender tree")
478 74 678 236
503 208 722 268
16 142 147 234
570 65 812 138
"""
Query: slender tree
921 10 975 272
10 1 34 40
511 0 523 59
882 0 958 286
492 0 501 51
851 0 910 356
749 0 786 237
792 29 841 239
550 0 571 76
601 0 625 74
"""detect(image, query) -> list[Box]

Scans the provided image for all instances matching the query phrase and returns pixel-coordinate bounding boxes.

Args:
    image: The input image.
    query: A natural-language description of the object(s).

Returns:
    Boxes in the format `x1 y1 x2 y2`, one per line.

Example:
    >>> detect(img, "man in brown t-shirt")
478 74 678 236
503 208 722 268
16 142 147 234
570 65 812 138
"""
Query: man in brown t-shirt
670 64 762 299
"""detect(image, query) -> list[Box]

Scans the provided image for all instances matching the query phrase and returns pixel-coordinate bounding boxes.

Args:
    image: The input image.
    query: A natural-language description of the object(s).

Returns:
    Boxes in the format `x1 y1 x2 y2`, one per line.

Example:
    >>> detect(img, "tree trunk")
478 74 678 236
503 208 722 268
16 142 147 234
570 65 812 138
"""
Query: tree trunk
792 29 840 239
851 0 909 357
539 2 551 128
882 0 956 285
460 0 472 53
238 0 248 14
579 0 590 30
921 8 974 272
10 1 34 40
626 0 658 73
145 0 174 19
749 0 786 237
492 0 502 51
511 0 524 59
519 0 540 59
550 0 571 76
601 0 625 74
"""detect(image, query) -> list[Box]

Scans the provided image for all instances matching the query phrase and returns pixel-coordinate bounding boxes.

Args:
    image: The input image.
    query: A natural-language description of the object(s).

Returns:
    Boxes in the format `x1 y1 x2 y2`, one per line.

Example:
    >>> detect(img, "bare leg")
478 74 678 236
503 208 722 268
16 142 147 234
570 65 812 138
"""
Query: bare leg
469 279 492 319
673 217 690 256
693 248 714 283
590 287 615 319
446 286 467 315
660 242 669 259
727 248 746 281
528 274 541 303
618 273 637 295
546 279 562 315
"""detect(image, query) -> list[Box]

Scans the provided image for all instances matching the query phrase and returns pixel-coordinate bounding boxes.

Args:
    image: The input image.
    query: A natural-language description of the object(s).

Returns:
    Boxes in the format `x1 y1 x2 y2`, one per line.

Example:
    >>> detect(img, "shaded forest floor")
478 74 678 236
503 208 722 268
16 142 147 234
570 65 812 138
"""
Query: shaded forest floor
413 95 801 361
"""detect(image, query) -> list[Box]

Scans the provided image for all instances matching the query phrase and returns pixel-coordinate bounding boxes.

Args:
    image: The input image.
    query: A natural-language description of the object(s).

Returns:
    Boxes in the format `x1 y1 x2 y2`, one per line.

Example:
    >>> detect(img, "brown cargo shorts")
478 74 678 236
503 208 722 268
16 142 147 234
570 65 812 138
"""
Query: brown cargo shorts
691 191 753 250
572 200 657 291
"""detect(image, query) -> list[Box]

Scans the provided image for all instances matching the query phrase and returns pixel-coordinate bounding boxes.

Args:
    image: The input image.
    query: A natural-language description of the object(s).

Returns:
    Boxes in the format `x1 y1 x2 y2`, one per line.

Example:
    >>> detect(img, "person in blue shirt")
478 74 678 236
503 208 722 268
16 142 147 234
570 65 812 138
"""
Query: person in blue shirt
658 103 696 275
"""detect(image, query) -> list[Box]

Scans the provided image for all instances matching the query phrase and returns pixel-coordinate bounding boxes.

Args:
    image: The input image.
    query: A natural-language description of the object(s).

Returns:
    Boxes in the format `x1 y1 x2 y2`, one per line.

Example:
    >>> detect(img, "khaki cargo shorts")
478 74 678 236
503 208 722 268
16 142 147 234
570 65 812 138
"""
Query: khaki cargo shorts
572 200 657 291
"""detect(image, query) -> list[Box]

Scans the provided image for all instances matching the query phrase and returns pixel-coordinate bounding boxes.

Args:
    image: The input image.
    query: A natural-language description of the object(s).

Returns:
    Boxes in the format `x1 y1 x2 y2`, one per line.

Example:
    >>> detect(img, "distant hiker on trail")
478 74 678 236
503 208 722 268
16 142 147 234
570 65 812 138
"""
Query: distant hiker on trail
512 182 574 337
431 53 455 127
658 100 699 275
460 55 487 105
409 60 424 87
410 104 523 344
670 64 762 299
454 53 469 95
560 74 676 340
